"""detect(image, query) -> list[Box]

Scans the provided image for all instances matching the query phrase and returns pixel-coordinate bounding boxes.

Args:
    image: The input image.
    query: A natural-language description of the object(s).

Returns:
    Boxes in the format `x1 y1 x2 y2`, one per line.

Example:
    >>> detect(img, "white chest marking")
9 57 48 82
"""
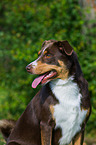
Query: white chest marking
50 77 87 145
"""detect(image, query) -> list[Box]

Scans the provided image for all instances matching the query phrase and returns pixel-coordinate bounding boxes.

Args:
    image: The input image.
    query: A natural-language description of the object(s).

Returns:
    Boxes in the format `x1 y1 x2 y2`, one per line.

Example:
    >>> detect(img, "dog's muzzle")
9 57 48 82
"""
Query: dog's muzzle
26 64 32 73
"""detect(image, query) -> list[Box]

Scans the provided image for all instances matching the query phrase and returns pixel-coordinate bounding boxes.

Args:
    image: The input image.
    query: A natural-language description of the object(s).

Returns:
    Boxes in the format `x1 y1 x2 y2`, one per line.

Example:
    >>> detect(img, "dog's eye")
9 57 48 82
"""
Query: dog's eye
45 53 51 58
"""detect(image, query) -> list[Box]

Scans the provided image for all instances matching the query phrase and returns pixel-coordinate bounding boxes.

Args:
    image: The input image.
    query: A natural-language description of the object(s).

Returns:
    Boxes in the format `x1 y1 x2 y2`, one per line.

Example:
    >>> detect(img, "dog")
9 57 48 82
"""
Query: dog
0 40 91 145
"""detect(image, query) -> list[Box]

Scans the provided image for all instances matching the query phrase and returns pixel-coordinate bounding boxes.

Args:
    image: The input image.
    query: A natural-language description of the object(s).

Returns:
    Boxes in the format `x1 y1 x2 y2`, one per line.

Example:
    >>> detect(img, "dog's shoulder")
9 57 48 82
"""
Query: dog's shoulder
39 83 58 105
34 84 58 123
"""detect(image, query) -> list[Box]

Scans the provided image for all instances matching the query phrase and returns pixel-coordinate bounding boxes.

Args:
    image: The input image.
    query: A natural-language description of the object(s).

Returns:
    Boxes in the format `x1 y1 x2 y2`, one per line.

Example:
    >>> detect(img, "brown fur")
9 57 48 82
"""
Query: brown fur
0 40 91 145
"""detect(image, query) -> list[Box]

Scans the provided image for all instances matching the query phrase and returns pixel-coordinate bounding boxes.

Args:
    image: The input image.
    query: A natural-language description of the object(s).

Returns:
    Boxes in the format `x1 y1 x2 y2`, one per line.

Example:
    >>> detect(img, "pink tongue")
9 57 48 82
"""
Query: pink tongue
32 74 46 88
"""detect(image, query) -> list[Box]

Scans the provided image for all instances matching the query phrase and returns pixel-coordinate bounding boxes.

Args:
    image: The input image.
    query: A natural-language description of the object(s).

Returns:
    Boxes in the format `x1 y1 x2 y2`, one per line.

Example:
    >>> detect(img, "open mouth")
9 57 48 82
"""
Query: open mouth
32 70 57 88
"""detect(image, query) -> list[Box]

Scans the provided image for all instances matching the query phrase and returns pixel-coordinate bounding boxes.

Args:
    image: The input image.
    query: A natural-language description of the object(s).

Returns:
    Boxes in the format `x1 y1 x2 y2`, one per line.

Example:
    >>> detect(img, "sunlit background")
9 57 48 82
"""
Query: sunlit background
0 0 96 144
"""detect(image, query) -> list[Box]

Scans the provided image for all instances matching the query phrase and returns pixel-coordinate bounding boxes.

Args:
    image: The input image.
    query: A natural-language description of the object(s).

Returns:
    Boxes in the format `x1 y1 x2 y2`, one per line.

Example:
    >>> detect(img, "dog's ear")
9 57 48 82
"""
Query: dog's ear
0 120 16 141
57 40 73 56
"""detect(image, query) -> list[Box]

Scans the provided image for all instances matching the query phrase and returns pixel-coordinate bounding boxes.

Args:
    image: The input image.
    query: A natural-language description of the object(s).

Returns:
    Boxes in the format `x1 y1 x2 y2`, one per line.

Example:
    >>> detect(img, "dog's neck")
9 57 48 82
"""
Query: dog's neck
50 76 74 87
49 76 81 103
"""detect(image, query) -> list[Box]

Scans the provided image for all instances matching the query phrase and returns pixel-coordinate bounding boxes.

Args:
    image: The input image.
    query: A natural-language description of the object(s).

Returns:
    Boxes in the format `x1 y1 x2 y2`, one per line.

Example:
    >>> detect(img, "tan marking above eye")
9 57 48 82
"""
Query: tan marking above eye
38 50 41 56
44 50 48 55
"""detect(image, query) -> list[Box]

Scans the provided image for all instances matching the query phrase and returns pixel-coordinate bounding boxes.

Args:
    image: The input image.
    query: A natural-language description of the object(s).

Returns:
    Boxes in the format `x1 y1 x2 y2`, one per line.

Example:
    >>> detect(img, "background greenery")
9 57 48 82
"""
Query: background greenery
0 0 96 144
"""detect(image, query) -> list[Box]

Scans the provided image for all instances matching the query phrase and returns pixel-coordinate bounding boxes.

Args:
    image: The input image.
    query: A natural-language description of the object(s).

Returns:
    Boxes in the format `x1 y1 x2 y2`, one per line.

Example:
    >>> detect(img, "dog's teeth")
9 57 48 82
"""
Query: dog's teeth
47 74 51 77
50 71 53 75
46 71 53 77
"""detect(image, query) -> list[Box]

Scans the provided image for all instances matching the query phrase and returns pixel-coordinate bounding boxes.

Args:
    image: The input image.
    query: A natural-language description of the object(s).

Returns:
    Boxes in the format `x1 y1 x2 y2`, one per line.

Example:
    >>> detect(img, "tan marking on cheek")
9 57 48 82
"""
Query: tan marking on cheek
57 68 69 80
57 60 69 80
33 60 69 80
50 105 55 120
34 61 54 74
58 60 65 66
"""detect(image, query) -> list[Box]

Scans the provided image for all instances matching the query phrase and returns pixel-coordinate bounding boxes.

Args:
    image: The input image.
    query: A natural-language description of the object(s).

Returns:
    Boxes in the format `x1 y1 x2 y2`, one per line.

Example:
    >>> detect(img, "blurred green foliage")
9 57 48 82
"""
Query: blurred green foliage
0 0 96 136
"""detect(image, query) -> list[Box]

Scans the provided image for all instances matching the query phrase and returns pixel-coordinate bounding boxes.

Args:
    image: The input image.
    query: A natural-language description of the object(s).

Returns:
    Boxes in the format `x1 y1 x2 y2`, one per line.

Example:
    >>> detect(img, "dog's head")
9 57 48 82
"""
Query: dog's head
26 40 82 88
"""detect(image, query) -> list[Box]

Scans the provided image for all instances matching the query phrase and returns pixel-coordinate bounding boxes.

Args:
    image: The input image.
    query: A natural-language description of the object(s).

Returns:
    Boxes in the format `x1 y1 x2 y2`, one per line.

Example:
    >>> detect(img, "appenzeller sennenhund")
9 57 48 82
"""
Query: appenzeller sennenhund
0 40 91 145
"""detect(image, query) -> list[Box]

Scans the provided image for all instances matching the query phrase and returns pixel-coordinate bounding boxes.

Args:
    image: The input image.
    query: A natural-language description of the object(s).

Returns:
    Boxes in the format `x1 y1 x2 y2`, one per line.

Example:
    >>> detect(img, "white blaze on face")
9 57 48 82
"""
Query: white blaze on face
31 60 37 68
29 57 40 68
30 43 52 68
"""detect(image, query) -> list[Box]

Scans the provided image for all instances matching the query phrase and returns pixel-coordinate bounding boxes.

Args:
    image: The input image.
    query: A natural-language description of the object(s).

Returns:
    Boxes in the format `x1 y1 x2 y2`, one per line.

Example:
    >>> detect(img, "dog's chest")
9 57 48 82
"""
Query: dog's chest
50 78 87 145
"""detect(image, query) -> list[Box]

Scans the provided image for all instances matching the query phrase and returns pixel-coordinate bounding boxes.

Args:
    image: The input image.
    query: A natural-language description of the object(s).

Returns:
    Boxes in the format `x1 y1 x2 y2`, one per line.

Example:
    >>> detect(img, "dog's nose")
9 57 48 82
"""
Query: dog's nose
26 64 32 71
